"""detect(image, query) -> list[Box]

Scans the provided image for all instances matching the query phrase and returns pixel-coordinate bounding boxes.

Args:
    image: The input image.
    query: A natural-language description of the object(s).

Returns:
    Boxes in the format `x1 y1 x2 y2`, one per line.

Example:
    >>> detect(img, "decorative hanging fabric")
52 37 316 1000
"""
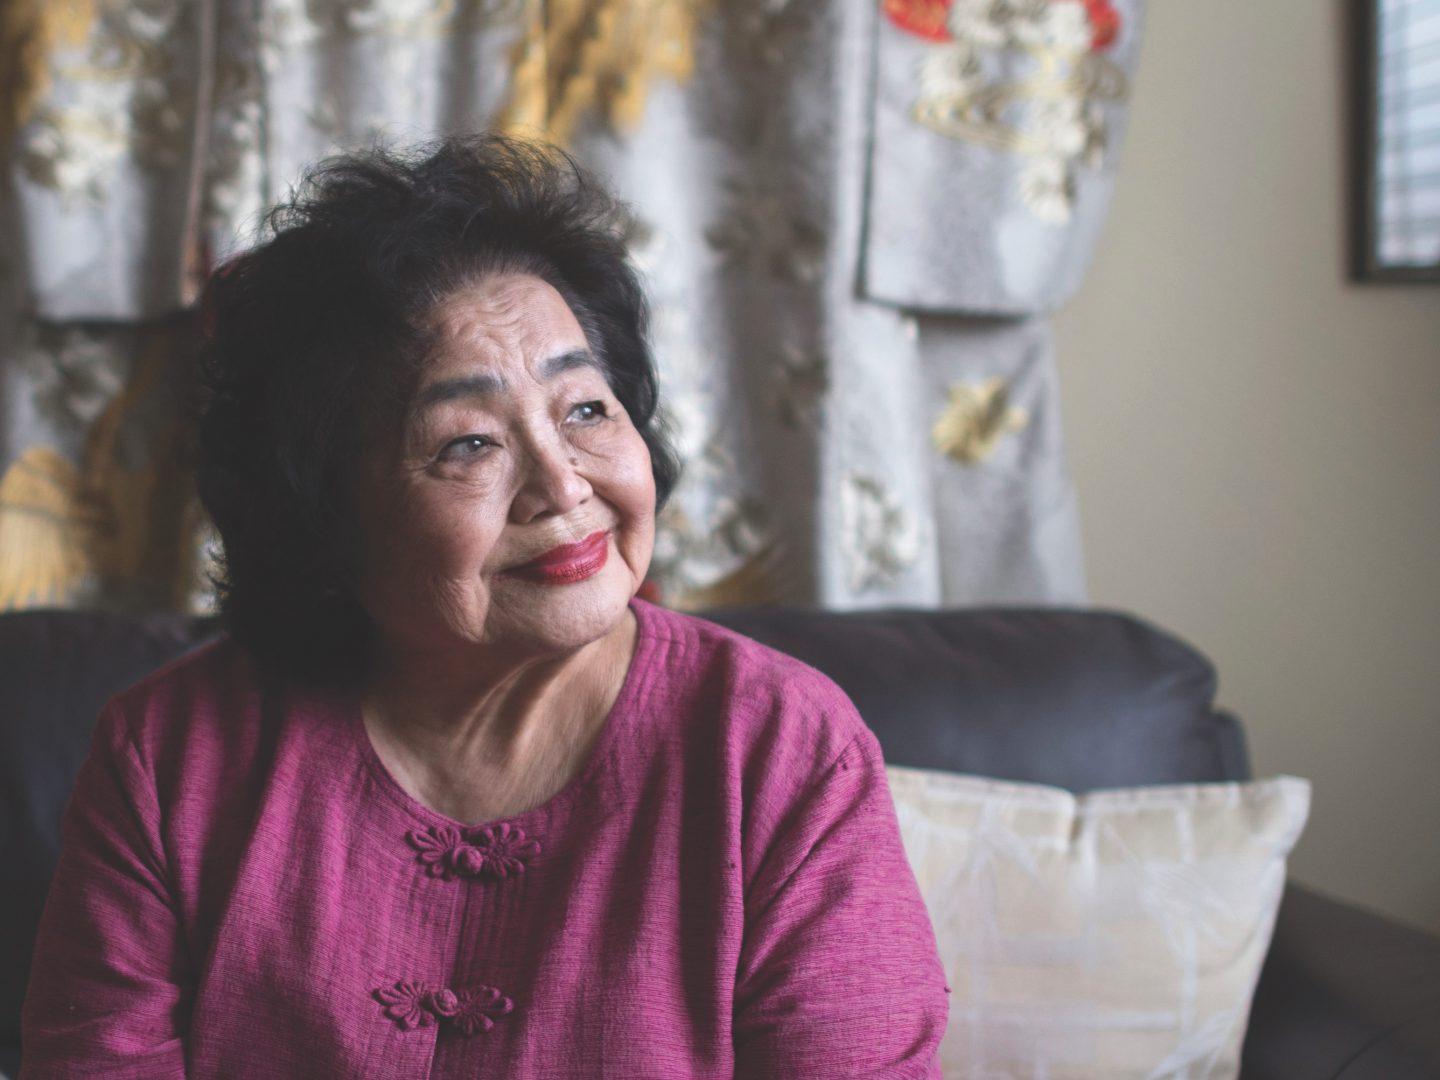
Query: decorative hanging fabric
861 0 1142 315
0 0 1145 615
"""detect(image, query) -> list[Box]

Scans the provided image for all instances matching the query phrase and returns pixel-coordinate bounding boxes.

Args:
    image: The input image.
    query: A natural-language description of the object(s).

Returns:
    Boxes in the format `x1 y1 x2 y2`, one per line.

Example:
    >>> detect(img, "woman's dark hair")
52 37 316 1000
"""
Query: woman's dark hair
190 131 682 688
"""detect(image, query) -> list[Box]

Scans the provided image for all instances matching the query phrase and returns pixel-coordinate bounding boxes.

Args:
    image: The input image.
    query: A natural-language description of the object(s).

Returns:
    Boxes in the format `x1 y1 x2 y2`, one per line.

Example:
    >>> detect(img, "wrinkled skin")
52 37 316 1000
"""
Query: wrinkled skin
351 273 656 824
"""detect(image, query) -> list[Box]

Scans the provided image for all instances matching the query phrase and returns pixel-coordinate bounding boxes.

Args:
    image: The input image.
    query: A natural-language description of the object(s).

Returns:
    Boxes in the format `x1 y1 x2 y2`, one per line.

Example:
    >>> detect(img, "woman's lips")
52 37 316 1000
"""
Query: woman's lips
507 529 609 584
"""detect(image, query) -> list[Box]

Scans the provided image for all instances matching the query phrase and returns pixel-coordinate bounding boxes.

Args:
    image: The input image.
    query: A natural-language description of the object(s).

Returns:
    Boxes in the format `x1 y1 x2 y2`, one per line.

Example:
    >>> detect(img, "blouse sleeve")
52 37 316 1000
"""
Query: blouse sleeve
733 724 951 1079
20 700 191 1079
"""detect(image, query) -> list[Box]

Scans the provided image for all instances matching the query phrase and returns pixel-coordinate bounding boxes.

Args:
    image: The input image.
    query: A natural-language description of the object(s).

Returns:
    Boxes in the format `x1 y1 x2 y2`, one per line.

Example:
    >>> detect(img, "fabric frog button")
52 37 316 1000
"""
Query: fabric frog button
373 980 515 1036
424 985 516 1036
405 821 541 882
373 979 435 1030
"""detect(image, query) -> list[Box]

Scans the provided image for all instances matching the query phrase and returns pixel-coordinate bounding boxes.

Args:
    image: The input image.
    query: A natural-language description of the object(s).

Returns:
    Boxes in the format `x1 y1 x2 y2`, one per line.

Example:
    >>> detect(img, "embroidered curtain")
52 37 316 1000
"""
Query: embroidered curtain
0 0 1142 615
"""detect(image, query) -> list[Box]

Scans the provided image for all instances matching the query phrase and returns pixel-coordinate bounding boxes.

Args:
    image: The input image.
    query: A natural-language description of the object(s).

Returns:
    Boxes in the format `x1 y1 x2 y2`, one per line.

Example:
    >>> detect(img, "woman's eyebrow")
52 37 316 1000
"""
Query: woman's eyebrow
413 348 600 412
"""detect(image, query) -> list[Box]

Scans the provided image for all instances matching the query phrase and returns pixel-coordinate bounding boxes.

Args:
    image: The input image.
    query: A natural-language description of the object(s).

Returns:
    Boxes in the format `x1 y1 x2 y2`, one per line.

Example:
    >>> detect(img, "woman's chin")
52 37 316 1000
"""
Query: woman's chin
486 567 636 653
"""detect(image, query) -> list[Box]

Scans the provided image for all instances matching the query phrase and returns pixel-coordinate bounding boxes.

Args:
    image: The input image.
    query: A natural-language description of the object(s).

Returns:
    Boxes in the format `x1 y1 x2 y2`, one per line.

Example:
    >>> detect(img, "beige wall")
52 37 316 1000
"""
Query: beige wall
1055 1 1440 932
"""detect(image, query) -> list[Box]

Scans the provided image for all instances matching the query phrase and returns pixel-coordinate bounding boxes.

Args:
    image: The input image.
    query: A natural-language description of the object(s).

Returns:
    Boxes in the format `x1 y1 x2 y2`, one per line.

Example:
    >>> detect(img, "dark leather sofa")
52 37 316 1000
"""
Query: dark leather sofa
3 604 1439 1078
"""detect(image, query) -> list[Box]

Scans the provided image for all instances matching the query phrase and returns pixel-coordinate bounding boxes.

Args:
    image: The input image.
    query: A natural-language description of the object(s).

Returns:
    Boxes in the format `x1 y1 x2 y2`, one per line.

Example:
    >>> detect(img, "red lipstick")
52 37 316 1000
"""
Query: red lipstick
507 530 609 585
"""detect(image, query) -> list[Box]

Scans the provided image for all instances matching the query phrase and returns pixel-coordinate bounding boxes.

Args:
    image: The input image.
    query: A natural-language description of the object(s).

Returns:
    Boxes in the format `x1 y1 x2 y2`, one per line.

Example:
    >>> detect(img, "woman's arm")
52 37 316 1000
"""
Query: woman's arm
20 700 191 1079
733 725 951 1078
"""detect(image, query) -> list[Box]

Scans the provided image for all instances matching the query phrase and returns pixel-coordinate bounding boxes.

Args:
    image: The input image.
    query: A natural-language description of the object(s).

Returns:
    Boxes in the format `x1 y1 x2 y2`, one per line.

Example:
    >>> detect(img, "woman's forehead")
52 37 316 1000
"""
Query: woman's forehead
424 273 584 357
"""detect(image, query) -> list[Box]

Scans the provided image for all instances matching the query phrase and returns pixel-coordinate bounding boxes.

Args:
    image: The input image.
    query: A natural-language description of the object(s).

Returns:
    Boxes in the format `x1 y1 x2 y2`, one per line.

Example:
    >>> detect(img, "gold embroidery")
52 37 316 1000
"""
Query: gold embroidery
652 481 791 609
931 376 1029 465
0 322 200 612
494 0 709 148
912 50 1125 158
662 536 798 610
0 447 103 609
0 0 98 142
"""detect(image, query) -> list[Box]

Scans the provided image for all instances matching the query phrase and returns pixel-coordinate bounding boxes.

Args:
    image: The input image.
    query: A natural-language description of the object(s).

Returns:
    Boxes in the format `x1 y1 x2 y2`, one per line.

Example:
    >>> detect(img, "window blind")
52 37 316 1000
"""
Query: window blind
1377 0 1440 267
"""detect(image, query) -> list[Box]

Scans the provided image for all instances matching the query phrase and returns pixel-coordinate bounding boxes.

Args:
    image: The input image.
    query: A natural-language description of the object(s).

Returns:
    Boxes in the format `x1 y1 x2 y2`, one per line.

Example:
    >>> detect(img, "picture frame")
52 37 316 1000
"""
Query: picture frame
1352 0 1440 282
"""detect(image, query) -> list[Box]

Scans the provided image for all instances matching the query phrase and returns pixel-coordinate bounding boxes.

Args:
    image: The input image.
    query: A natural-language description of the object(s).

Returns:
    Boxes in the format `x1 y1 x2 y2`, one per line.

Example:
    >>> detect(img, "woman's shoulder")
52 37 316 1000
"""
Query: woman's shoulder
632 597 871 772
105 628 252 712
636 597 856 702
98 631 305 775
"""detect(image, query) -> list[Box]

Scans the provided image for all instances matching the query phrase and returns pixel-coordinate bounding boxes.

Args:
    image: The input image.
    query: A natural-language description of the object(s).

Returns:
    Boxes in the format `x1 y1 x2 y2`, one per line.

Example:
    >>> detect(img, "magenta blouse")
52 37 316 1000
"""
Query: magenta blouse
20 596 950 1078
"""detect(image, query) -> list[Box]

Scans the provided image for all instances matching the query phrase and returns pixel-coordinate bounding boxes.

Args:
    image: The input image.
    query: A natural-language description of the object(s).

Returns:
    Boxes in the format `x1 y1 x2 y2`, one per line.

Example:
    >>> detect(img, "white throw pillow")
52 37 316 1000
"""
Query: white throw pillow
884 767 1311 1080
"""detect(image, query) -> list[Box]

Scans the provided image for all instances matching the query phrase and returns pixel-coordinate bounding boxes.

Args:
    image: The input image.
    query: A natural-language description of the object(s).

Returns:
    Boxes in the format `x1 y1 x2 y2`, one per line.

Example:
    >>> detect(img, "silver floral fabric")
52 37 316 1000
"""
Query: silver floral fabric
863 0 1142 315
0 0 1143 614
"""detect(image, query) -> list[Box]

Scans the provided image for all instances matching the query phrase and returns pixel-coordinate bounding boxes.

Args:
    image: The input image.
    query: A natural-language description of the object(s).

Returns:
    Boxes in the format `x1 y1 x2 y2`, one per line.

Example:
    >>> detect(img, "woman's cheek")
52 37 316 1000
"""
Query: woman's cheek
616 429 655 498
395 487 492 564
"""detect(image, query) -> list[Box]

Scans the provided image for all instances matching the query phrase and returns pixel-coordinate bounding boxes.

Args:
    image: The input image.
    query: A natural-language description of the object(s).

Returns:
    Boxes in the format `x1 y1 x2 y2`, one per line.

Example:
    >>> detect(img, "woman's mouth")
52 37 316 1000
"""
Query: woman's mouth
506 529 610 585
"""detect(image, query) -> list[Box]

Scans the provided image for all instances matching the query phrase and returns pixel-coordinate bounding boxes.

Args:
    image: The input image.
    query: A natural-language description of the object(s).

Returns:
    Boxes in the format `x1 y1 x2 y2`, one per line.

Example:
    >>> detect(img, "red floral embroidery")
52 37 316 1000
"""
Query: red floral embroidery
405 821 542 881
1082 0 1120 50
374 979 435 1030
883 0 952 42
884 0 1123 53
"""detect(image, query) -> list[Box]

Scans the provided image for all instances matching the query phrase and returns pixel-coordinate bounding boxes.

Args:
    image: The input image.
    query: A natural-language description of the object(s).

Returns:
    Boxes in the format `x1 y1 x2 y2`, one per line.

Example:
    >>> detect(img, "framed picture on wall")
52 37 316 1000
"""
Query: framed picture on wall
1353 0 1440 282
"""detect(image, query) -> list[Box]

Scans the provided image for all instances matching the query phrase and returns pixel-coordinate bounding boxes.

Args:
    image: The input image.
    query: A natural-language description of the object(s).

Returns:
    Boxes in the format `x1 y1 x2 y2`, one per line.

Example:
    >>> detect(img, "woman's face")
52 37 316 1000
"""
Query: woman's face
351 272 655 664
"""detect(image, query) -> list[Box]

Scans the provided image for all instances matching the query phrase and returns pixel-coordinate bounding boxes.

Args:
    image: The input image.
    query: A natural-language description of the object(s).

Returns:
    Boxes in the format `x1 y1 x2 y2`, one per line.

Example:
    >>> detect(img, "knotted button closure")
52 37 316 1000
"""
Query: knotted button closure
373 979 515 1036
405 821 541 881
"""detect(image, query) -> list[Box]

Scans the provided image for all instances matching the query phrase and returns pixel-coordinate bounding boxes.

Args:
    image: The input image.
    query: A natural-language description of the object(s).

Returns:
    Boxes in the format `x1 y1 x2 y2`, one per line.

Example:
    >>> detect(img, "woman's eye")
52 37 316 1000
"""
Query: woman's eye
438 435 493 461
570 400 610 423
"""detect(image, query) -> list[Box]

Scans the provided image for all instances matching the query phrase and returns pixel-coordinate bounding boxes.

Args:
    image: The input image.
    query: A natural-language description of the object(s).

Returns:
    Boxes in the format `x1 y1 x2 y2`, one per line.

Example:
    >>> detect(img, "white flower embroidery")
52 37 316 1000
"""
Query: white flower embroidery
1018 155 1075 224
917 43 984 102
840 473 922 594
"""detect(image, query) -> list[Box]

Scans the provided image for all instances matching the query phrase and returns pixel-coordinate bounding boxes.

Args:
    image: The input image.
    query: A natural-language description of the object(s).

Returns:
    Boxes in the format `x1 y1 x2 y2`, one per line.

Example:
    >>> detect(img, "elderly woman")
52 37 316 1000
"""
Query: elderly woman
20 134 949 1078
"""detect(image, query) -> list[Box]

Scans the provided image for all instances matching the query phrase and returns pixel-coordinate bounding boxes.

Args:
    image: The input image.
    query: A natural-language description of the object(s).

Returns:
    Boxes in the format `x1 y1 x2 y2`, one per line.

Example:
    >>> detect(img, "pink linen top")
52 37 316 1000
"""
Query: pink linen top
20 596 950 1078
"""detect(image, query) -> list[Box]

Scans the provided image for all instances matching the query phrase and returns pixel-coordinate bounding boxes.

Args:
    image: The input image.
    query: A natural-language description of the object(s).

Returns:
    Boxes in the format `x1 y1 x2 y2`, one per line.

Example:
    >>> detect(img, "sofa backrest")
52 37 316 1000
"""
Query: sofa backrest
0 608 221 1054
701 604 1251 789
0 603 1249 1056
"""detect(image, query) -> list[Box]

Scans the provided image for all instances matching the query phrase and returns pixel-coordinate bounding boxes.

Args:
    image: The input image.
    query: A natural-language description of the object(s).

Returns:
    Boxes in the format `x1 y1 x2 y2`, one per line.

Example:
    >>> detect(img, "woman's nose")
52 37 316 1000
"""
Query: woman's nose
509 432 592 523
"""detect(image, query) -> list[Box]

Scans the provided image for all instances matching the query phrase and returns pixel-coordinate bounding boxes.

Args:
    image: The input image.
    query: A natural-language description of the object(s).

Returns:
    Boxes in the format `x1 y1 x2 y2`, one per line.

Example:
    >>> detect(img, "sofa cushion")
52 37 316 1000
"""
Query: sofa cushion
701 605 1251 790
885 766 1311 1077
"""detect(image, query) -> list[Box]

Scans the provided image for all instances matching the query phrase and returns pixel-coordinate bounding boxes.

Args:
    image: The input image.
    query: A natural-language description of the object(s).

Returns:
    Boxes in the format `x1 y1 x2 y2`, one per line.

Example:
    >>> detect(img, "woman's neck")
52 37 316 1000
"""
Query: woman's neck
358 607 637 785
